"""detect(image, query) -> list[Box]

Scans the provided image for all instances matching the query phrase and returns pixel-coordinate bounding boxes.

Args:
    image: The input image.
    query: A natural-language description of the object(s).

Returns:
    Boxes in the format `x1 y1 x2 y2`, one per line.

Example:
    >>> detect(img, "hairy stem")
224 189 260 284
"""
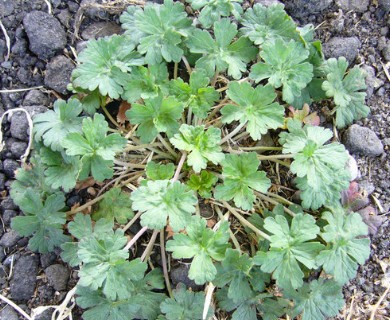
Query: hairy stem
102 104 121 129
255 192 296 217
173 62 178 79
220 121 247 145
125 226 148 251
141 229 159 262
215 206 241 253
67 193 107 216
160 229 174 298
157 134 178 159
122 211 143 232
182 56 192 74
172 151 187 182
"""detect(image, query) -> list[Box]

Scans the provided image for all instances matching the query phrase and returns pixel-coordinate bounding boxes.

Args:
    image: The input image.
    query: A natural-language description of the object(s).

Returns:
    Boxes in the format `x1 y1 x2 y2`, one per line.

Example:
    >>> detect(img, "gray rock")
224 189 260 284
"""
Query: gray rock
336 0 370 12
56 9 71 28
23 11 67 60
362 65 384 98
45 264 70 291
343 124 384 157
0 173 5 191
283 0 332 19
9 140 28 159
170 264 203 291
0 39 6 62
76 41 88 53
378 0 390 12
346 154 360 181
40 252 57 269
0 305 19 320
34 309 53 320
382 44 390 62
0 246 5 262
1 197 18 210
81 22 122 40
254 0 282 6
3 210 18 226
10 255 39 301
80 0 108 19
44 56 74 94
0 0 15 17
3 159 19 178
323 37 361 63
10 105 48 140
23 90 49 106
359 180 375 195
0 230 22 248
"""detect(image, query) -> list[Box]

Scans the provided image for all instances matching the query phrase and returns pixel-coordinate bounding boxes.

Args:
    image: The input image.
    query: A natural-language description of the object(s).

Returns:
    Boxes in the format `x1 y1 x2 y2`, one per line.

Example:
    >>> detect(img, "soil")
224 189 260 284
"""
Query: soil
0 0 389 319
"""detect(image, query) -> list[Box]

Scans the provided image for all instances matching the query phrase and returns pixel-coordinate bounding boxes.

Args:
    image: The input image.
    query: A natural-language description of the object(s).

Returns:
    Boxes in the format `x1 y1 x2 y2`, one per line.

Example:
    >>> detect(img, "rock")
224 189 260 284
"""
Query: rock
254 0 281 6
358 206 385 235
336 0 370 12
359 180 375 195
0 305 19 320
45 264 70 291
23 90 49 106
0 230 22 248
170 264 203 291
0 0 15 17
0 173 5 191
343 124 384 156
346 153 360 181
10 255 39 301
1 197 18 210
2 210 18 226
322 37 361 63
81 22 122 40
283 0 332 19
378 0 390 12
11 39 27 56
255 133 275 154
44 56 74 94
3 159 19 178
34 309 53 320
0 246 5 262
80 0 108 19
0 39 6 62
56 9 71 28
362 65 384 98
10 105 48 140
8 139 28 159
382 43 390 62
40 252 58 269
23 11 67 60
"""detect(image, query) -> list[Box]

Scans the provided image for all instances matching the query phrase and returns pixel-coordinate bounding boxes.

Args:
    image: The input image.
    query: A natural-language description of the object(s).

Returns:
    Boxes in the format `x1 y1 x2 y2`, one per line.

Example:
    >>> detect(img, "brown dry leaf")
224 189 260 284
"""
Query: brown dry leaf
166 224 175 239
206 218 216 228
75 177 96 190
117 101 131 124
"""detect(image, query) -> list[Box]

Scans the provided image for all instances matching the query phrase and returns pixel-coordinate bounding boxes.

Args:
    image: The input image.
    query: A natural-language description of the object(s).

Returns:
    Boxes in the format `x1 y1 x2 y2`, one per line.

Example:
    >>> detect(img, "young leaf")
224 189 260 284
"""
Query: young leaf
240 3 298 45
120 0 193 64
146 161 175 181
221 82 285 140
122 64 169 103
254 213 324 290
287 278 344 320
62 114 127 182
321 57 369 128
160 283 212 320
187 18 258 79
187 170 218 198
92 187 134 224
126 94 184 143
279 119 350 209
169 70 219 119
40 147 81 192
186 0 243 28
131 179 197 231
33 98 83 152
71 35 144 99
316 209 370 285
11 189 69 253
170 124 224 173
250 39 313 104
166 215 231 284
214 153 270 210
80 90 104 115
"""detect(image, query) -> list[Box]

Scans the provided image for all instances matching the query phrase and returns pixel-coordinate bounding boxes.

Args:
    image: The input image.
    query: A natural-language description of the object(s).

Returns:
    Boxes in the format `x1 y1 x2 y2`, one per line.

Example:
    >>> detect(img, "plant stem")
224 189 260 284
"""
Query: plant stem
219 121 247 145
102 104 121 129
266 192 295 206
182 56 192 74
67 193 107 216
214 206 241 253
125 226 148 251
219 200 271 241
211 69 219 87
125 143 163 151
172 151 187 182
157 134 178 159
207 97 228 120
141 229 159 262
187 107 192 125
257 154 295 160
238 146 283 151
255 192 296 217
160 229 174 298
173 62 178 79
113 159 146 169
122 211 143 232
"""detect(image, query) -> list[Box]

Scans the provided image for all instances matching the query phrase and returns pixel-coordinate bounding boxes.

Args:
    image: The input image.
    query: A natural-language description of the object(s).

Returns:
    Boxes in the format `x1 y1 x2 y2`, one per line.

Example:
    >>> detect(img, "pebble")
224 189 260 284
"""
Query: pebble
0 305 19 320
80 0 108 19
322 37 361 63
45 264 70 291
3 159 19 178
81 22 122 40
23 90 49 106
40 252 58 269
2 210 18 226
343 124 384 157
1 197 18 211
10 255 39 301
44 56 74 94
8 139 28 159
362 65 384 98
170 264 203 291
10 105 48 141
346 153 360 181
0 173 5 191
23 11 67 60
336 0 369 12
0 230 22 248
283 0 332 19
378 0 390 12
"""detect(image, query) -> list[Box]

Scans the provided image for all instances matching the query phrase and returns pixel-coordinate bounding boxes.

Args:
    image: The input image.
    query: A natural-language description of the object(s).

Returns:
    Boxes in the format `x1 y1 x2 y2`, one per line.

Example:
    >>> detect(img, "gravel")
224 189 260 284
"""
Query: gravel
44 55 75 94
9 255 39 301
322 36 361 63
343 124 384 157
45 264 70 291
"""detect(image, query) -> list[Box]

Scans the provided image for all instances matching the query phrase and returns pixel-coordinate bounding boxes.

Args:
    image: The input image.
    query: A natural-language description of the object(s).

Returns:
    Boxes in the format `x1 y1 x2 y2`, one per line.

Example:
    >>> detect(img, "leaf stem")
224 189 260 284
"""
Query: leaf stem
125 143 163 151
257 154 295 160
160 229 174 298
125 226 148 251
66 193 107 216
182 56 192 74
207 97 228 120
113 159 146 169
219 121 247 145
255 192 296 217
214 206 241 253
266 191 295 206
122 210 143 232
187 107 192 125
141 229 159 262
211 69 219 87
173 62 178 79
102 104 121 129
157 134 178 159
172 151 187 182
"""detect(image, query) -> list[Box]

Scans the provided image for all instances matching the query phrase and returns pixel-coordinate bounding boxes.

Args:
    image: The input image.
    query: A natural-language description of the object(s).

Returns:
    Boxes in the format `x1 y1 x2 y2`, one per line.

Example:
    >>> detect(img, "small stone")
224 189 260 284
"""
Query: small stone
1 197 17 210
362 65 384 98
359 180 375 195
80 0 108 19
23 11 67 60
10 105 48 140
336 0 370 12
3 159 19 178
81 22 121 40
0 0 15 17
23 90 49 106
345 153 360 181
45 264 70 291
0 173 5 191
378 0 390 12
283 0 332 19
0 246 5 262
343 124 384 157
9 140 28 159
56 9 71 28
2 210 18 226
10 255 39 301
170 264 203 291
44 56 74 95
382 44 390 62
255 133 276 154
322 37 361 63
0 305 19 320
0 230 22 248
40 252 58 269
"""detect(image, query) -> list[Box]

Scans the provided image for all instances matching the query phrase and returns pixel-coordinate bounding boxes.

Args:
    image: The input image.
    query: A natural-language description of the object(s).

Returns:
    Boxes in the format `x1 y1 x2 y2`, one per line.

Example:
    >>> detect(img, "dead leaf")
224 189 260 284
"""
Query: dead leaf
75 177 96 190
166 224 175 239
117 101 131 124
357 206 385 235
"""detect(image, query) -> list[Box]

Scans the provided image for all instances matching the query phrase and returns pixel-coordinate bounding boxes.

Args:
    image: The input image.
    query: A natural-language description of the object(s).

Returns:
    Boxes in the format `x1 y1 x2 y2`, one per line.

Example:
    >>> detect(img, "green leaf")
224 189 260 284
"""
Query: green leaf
122 64 169 103
169 70 219 119
11 189 69 253
33 98 83 152
166 215 231 284
321 57 369 128
187 19 257 79
287 278 344 320
120 0 193 64
40 147 81 192
240 3 298 45
146 161 175 181
187 0 243 28
131 180 197 231
279 120 350 209
126 94 184 143
221 82 285 140
71 35 144 99
250 39 313 104
63 114 127 182
170 124 225 173
80 90 104 115
187 170 218 198
160 283 212 320
254 213 324 289
92 188 134 224
214 153 270 210
316 208 370 284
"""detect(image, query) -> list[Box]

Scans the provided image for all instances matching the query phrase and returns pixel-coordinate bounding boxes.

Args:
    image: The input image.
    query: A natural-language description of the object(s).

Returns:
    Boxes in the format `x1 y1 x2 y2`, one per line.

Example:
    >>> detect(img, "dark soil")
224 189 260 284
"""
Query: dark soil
0 0 389 319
